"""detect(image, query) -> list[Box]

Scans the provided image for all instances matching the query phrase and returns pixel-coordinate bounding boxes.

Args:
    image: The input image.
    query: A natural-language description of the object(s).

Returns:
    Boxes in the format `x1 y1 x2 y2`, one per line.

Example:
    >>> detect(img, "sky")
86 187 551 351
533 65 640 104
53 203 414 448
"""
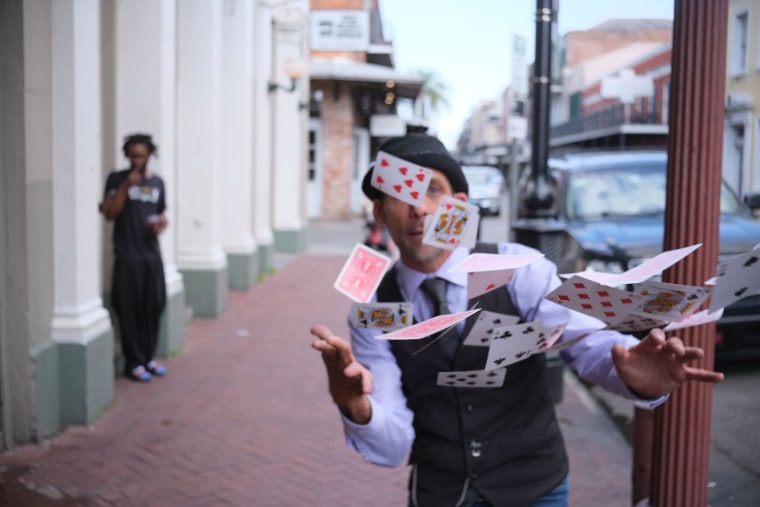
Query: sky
379 0 675 149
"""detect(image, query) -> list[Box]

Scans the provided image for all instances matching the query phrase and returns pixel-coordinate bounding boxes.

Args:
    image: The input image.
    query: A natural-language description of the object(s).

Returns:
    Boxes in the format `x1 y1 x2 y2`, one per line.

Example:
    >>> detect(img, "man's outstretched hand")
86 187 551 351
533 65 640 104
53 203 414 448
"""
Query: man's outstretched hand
612 328 724 399
311 325 373 424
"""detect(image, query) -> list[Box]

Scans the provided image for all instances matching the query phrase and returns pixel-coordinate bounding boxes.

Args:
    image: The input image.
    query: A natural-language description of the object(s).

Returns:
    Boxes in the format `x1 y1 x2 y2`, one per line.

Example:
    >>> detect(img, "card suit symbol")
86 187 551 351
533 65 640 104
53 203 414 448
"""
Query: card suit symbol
393 184 402 193
410 191 419 200
514 351 528 359
734 287 748 298
621 298 634 305
486 283 496 291
493 319 502 325
466 381 476 385
486 381 497 385
375 176 385 185
558 295 570 302
467 373 477 378
360 319 368 326
573 282 586 289
448 237 458 244
404 179 414 188
380 158 389 167
486 328 493 334
480 337 489 343
445 381 456 386
494 357 506 365
598 290 610 298
416 173 426 182
399 167 408 175
601 301 612 308
522 326 535 335
604 311 617 318
446 373 457 378
578 293 590 300
687 294 699 301
744 256 758 268
445 203 454 210
487 371 500 377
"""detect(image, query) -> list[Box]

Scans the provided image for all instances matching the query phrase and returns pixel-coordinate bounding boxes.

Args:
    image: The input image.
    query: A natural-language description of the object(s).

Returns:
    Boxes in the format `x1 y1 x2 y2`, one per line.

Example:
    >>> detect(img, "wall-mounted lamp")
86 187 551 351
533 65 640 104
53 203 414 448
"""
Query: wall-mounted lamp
299 90 324 115
268 57 306 94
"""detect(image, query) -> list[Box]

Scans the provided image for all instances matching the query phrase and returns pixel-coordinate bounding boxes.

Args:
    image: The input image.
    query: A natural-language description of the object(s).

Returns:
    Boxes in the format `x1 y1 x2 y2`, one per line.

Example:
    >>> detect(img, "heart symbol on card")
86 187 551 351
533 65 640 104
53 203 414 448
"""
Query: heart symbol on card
404 179 414 187
410 191 419 200
375 176 385 185
381 158 389 167
399 167 408 175
486 283 496 291
393 185 402 193
416 173 426 182
448 237 457 244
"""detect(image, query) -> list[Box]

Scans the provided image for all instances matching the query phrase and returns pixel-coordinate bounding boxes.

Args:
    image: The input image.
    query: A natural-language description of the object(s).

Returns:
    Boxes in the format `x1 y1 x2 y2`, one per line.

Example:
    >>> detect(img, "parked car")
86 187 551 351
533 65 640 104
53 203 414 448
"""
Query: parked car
463 165 505 216
514 150 760 358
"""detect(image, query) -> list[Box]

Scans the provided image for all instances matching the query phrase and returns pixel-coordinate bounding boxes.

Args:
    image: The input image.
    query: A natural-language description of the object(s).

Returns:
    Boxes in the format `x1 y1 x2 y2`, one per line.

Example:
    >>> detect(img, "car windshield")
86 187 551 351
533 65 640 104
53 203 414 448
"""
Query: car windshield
566 162 741 220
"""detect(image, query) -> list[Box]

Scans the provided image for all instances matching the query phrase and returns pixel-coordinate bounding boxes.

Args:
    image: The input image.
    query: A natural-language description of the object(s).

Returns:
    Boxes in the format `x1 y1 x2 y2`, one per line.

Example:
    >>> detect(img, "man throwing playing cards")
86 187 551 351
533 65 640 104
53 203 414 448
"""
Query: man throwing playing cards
311 131 723 507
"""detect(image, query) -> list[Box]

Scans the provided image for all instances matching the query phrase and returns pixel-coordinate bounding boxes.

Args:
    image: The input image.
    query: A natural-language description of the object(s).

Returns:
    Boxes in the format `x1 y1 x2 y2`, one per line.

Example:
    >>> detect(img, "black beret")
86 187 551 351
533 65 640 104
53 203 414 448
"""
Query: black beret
361 133 468 200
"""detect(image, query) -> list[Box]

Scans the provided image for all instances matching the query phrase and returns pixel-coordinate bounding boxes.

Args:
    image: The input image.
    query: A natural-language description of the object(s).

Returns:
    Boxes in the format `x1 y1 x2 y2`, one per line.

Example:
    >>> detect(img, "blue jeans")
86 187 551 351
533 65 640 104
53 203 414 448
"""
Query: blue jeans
409 477 570 506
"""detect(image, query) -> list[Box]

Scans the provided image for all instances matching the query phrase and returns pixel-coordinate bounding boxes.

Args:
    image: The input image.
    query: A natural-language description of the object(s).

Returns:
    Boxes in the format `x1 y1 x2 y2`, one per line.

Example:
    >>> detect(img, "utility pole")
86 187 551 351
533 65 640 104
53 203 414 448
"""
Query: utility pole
636 1 729 505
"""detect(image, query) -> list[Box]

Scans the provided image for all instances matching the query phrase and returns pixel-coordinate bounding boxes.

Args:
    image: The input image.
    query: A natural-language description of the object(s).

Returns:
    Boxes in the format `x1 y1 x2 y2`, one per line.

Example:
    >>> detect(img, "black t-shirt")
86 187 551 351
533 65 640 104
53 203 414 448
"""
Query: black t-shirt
104 169 166 261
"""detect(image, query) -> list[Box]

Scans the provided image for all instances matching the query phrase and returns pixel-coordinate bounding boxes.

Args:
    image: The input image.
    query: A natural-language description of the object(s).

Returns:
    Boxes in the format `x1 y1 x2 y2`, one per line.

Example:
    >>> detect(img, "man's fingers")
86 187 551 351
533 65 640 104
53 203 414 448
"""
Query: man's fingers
684 366 725 383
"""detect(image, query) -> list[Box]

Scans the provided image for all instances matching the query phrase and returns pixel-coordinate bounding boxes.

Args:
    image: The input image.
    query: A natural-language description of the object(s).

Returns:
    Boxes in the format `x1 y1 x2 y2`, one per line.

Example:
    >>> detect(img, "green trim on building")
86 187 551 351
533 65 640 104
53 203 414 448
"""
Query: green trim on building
227 251 258 290
33 327 114 440
258 243 274 274
274 226 307 254
158 286 186 358
180 266 228 318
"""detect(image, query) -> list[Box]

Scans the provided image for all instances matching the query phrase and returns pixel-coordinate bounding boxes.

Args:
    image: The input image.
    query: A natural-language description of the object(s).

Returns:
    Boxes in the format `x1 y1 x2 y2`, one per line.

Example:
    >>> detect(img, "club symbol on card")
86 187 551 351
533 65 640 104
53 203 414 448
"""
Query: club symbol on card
522 326 535 335
514 351 529 359
494 358 507 366
744 256 758 268
735 287 748 297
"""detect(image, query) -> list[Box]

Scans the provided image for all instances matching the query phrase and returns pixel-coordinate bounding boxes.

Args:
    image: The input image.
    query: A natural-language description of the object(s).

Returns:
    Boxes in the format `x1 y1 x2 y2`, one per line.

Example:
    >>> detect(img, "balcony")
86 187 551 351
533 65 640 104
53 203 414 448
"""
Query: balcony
550 103 668 150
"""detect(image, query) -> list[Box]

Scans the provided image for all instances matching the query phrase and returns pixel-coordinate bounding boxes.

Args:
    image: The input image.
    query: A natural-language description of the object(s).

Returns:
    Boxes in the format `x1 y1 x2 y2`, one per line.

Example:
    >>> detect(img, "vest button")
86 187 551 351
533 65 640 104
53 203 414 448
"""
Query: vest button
466 404 474 413
469 440 482 458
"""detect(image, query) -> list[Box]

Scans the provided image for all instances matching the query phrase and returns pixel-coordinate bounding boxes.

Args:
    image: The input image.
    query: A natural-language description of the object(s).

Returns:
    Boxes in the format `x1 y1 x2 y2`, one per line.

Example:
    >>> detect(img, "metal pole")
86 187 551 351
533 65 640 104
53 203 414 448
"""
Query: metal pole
509 138 519 241
523 0 555 217
644 1 728 505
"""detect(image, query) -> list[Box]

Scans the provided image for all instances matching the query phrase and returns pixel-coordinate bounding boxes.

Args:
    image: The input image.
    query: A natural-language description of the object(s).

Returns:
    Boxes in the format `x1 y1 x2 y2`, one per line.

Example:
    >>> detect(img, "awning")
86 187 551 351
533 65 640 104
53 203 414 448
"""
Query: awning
309 57 423 99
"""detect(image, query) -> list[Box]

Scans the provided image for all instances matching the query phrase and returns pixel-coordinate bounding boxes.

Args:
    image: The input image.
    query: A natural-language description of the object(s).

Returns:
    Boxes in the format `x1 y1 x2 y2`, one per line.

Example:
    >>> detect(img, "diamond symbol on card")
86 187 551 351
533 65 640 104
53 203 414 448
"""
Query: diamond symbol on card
573 282 586 289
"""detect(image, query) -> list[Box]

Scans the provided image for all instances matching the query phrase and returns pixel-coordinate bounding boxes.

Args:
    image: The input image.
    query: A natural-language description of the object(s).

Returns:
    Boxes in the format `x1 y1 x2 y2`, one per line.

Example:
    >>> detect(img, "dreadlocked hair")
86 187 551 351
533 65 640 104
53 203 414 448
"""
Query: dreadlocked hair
122 133 158 158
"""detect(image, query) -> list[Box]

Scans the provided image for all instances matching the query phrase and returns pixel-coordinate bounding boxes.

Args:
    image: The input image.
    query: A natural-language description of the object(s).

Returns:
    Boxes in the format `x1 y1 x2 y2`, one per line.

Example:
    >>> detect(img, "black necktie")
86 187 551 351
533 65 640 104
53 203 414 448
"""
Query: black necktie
420 277 450 317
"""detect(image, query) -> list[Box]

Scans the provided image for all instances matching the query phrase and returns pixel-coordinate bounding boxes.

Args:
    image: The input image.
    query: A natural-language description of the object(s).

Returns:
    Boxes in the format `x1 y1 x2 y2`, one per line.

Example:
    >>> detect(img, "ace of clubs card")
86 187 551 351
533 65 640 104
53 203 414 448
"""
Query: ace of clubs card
422 196 479 250
370 151 432 207
333 243 392 303
545 276 643 324
349 302 413 331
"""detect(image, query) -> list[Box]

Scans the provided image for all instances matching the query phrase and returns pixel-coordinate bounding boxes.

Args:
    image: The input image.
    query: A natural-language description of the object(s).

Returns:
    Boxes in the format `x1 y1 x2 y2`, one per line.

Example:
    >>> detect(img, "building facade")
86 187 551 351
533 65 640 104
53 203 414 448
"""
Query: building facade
0 0 309 449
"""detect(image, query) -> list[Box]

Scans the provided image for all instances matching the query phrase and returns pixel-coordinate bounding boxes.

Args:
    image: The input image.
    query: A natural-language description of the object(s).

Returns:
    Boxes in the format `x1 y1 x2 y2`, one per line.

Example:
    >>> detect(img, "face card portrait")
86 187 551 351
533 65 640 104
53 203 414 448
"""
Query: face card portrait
422 196 479 250
350 302 413 331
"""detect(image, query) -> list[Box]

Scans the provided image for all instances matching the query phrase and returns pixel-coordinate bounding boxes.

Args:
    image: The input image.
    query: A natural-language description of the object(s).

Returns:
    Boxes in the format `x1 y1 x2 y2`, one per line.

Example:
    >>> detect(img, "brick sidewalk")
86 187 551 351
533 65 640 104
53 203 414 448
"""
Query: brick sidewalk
0 252 633 506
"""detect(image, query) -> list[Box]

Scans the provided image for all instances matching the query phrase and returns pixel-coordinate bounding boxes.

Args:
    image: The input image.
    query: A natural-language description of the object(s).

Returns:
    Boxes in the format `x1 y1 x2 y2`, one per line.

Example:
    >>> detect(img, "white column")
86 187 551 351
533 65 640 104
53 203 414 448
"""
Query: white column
271 2 309 252
252 0 274 268
114 0 183 298
50 0 111 344
175 0 226 271
221 0 257 280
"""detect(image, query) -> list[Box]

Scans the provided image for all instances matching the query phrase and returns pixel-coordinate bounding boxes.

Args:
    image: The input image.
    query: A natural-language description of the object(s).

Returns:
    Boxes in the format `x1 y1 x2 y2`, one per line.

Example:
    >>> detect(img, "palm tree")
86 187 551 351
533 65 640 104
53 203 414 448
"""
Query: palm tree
417 69 450 120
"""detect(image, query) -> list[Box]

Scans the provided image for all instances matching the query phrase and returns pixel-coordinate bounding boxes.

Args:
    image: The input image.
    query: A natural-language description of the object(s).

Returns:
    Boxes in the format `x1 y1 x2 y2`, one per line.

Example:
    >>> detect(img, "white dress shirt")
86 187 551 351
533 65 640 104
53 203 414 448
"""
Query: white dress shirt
342 242 665 467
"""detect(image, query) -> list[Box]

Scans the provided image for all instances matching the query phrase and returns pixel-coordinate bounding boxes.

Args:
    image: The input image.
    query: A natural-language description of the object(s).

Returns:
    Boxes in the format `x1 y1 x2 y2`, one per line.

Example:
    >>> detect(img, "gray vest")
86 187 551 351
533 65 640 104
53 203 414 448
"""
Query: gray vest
376 243 568 506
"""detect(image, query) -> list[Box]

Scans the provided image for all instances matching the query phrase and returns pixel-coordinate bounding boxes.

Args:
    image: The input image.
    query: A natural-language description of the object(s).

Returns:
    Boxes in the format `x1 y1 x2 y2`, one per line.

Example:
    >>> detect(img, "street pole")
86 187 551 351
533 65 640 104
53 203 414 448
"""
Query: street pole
640 1 729 505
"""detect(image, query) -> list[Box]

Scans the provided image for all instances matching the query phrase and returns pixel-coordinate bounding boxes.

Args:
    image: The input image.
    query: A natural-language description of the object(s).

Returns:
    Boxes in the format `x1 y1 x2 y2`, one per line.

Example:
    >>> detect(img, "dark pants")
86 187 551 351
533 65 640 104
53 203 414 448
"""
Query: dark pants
111 257 166 373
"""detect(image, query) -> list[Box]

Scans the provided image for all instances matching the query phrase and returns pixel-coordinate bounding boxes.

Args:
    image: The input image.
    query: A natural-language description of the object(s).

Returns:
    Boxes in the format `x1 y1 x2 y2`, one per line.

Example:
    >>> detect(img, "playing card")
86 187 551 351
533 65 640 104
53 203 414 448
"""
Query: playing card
462 310 520 346
664 308 723 332
465 270 515 300
436 366 507 388
484 321 544 369
634 280 710 321
349 302 413 330
333 243 392 303
544 332 591 353
538 322 569 350
545 276 644 323
604 313 669 333
560 244 701 285
422 196 480 250
449 252 544 299
449 252 544 273
378 309 481 340
371 150 433 207
708 249 760 313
